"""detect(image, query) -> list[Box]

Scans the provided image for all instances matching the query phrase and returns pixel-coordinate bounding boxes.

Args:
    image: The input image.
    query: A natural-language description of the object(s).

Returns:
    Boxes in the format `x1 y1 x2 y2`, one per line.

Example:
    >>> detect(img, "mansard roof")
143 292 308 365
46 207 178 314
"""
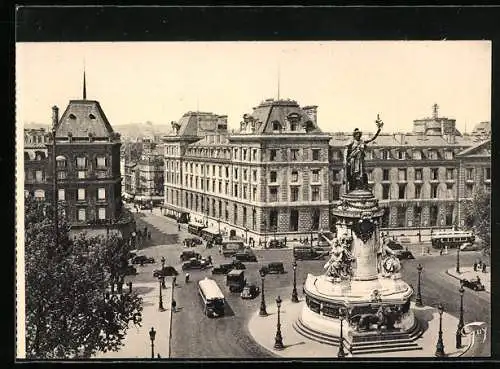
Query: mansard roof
56 100 115 139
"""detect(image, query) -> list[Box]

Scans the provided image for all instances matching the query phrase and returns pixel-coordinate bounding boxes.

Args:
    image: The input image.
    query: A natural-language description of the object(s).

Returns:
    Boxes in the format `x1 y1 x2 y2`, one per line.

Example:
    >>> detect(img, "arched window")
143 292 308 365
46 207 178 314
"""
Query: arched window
272 121 282 132
34 189 45 200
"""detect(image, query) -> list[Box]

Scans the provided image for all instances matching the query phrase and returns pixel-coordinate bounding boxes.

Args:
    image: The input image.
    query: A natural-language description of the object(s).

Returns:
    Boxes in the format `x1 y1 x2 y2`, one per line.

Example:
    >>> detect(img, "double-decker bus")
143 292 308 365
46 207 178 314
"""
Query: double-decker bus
198 277 225 318
431 230 475 249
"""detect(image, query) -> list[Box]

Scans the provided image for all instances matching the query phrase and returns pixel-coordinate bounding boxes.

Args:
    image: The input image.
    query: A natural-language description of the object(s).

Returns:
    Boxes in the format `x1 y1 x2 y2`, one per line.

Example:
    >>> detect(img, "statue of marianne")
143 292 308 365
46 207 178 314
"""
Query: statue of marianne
343 115 384 192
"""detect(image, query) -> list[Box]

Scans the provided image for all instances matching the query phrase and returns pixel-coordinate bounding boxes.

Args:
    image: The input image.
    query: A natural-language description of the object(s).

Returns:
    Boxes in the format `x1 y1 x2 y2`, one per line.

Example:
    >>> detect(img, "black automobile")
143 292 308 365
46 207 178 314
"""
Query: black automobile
182 258 210 271
131 255 155 264
386 240 415 260
240 284 260 299
212 261 246 275
234 251 258 262
260 262 285 275
183 237 203 247
461 278 485 291
268 239 286 249
180 250 201 261
153 266 179 278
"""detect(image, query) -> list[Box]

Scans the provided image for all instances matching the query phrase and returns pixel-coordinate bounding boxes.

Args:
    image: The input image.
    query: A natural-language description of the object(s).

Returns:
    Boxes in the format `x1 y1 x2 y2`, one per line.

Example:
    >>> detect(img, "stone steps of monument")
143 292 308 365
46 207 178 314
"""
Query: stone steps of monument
351 344 422 355
293 319 352 350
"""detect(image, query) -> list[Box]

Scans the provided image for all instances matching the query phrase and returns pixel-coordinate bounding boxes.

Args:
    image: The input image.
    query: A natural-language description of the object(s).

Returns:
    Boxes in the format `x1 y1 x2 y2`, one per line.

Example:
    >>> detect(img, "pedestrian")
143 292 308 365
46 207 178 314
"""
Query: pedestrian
178 223 181 231
473 262 478 272
185 273 190 283
173 276 177 286
482 263 487 273
219 246 222 254
148 231 151 240
439 246 443 256
172 299 177 312
208 255 212 264
144 226 148 235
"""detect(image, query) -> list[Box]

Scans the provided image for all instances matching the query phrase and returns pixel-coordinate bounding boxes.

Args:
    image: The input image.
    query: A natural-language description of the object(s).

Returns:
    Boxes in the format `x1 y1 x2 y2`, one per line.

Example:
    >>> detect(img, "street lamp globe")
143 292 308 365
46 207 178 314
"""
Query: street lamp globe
276 295 282 308
149 327 156 342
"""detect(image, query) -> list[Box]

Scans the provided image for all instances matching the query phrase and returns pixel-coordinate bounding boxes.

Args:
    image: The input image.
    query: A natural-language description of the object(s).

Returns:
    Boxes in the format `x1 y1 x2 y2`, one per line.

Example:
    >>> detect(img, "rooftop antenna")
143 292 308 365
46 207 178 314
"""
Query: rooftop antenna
432 103 439 119
83 58 87 100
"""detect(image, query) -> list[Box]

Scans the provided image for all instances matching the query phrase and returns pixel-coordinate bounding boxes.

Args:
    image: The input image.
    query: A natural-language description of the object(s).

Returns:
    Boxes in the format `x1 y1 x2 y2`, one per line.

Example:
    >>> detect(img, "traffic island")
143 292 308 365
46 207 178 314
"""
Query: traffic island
92 279 174 359
446 267 490 293
247 298 475 358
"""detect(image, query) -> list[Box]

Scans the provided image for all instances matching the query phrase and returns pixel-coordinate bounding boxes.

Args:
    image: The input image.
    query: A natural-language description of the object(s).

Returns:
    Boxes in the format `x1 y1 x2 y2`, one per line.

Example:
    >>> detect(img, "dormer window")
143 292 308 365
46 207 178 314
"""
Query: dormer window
290 123 297 131
69 114 76 119
89 113 96 119
412 150 422 160
272 121 281 131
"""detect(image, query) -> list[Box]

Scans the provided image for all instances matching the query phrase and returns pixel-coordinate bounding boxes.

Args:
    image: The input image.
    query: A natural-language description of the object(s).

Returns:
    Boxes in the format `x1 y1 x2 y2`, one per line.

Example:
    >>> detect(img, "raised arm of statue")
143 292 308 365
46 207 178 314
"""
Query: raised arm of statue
364 114 384 144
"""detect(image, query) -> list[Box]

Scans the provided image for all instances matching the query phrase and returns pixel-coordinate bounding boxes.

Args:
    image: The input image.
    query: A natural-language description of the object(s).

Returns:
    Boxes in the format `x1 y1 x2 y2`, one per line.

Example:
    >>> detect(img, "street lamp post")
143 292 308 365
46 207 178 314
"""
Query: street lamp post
245 227 249 244
416 264 423 307
338 307 346 358
158 277 165 311
456 283 465 349
291 260 299 303
274 295 284 350
435 303 445 357
51 123 59 252
259 268 268 316
456 245 461 274
149 327 156 358
161 257 166 288
263 220 267 248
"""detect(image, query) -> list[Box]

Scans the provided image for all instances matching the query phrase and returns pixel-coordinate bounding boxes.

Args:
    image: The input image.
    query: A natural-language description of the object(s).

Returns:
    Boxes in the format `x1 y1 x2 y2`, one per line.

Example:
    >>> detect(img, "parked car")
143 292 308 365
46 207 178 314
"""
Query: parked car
153 266 179 278
386 240 415 260
182 257 210 271
461 278 485 291
125 265 137 276
241 283 260 299
183 237 203 247
260 262 285 275
268 239 286 249
234 251 257 262
131 255 155 264
180 250 201 261
212 261 246 275
460 242 483 252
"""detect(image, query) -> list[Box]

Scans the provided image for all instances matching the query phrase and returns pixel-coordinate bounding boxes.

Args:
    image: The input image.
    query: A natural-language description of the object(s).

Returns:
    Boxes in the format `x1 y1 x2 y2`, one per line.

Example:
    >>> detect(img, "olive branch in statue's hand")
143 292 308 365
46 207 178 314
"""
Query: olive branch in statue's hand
375 114 384 129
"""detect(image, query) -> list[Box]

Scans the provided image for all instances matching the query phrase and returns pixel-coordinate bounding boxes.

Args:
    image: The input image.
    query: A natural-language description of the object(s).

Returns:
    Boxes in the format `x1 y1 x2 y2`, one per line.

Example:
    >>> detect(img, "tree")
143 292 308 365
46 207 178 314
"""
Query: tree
25 197 143 359
463 186 491 255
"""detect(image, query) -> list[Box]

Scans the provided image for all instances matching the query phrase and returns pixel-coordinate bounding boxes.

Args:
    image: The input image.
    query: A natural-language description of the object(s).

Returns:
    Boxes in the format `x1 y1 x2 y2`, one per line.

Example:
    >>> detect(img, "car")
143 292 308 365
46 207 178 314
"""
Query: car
461 278 485 291
131 255 155 264
125 265 137 276
234 251 257 262
460 242 483 252
386 240 415 260
293 246 325 260
268 239 286 249
153 266 179 278
182 258 210 271
260 262 285 275
180 250 201 261
241 284 260 299
183 237 203 247
212 261 246 275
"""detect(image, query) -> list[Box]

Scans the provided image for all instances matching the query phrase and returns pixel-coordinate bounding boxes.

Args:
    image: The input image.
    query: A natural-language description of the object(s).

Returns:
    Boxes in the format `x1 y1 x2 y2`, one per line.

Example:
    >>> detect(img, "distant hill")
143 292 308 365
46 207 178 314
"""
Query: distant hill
113 122 172 139
23 122 50 130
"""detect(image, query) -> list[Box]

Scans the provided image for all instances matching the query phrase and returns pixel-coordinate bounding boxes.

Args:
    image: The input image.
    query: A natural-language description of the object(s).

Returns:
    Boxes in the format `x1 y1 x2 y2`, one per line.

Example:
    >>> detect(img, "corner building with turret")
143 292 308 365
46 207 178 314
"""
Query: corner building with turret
162 99 331 245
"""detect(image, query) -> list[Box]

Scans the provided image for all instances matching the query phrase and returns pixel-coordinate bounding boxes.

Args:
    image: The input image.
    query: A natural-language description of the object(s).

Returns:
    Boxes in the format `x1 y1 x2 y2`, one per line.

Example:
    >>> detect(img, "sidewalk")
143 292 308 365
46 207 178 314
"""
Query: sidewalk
446 267 491 293
93 279 174 359
248 299 478 358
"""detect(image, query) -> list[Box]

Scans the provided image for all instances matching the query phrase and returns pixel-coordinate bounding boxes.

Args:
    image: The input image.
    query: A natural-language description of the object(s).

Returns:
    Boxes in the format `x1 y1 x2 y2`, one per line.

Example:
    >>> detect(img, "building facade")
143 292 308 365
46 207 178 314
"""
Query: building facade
24 129 50 199
163 100 331 245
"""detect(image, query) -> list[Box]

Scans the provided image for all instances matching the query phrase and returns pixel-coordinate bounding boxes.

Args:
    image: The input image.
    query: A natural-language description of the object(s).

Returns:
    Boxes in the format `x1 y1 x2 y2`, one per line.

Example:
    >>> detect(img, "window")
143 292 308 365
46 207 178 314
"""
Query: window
243 185 247 199
252 187 257 201
431 184 438 198
96 156 106 168
98 207 106 220
225 183 228 195
485 168 491 180
291 171 298 182
272 121 281 131
382 169 390 181
218 166 222 177
212 165 215 176
76 157 87 169
58 189 65 201
428 150 438 160
253 149 257 161
269 187 278 202
69 114 77 120
312 170 320 182
78 188 86 201
312 149 320 161
430 206 439 226
398 169 407 181
312 186 320 201
290 123 297 131
398 184 406 199
269 149 277 162
234 184 238 197
446 168 454 180
270 210 278 229
365 150 373 160
98 188 106 200
396 208 406 228
445 151 453 160
414 206 422 227
243 169 247 181
78 171 86 179
225 167 229 178
56 158 66 168
367 170 374 182
57 171 67 180
431 168 439 180
398 150 406 160
34 189 45 199
382 184 390 199
78 208 86 221
270 171 277 183
332 184 340 200
219 181 222 193
291 149 299 161
252 170 257 182
35 170 43 182
465 184 474 197
412 150 422 160
290 209 299 231
446 183 454 197
311 209 320 231
415 168 423 181
331 150 340 160
415 184 422 199
332 170 340 182
234 204 238 223
381 150 389 160
466 168 474 180
243 149 247 161
234 168 238 180
291 187 299 201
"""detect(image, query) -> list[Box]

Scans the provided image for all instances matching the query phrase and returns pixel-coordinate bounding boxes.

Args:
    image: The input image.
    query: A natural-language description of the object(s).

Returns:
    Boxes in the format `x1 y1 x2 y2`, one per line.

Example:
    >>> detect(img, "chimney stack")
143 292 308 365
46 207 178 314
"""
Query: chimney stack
302 105 318 124
52 105 59 128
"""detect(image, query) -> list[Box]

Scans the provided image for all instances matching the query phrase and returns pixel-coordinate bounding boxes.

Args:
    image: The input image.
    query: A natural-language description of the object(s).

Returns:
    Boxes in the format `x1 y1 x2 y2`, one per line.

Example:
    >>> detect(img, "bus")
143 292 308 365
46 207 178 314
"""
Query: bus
198 277 225 318
431 230 475 250
201 228 223 245
188 223 207 237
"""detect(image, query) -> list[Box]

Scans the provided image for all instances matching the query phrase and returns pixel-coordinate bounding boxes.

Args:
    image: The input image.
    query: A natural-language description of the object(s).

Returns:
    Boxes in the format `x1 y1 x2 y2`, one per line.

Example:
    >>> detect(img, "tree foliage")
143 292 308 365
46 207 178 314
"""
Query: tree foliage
25 197 143 359
463 186 491 254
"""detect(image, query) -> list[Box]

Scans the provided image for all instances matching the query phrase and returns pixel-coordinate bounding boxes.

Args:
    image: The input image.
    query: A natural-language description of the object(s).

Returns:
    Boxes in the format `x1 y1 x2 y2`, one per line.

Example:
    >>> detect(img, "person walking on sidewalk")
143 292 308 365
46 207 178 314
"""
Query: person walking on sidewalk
178 223 181 232
172 299 177 313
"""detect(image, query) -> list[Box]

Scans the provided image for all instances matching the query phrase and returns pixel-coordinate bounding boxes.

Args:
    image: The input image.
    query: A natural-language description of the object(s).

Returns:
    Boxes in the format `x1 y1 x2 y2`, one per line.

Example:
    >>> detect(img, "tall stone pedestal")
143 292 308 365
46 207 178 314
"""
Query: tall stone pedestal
294 189 422 355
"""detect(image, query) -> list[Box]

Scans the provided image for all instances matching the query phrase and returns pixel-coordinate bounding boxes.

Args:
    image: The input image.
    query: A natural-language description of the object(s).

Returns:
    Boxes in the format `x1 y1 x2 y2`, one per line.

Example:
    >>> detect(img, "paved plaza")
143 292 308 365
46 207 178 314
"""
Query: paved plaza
446 267 491 293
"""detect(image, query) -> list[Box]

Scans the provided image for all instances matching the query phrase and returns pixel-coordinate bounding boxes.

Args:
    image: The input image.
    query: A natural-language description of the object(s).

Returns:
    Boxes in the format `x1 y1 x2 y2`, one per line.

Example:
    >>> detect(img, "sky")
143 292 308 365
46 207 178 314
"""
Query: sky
16 41 491 134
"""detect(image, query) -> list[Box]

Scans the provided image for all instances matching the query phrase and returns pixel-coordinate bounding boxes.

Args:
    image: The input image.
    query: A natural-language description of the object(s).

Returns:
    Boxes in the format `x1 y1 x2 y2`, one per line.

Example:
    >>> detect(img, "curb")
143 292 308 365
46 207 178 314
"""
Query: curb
445 269 490 294
168 279 174 358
